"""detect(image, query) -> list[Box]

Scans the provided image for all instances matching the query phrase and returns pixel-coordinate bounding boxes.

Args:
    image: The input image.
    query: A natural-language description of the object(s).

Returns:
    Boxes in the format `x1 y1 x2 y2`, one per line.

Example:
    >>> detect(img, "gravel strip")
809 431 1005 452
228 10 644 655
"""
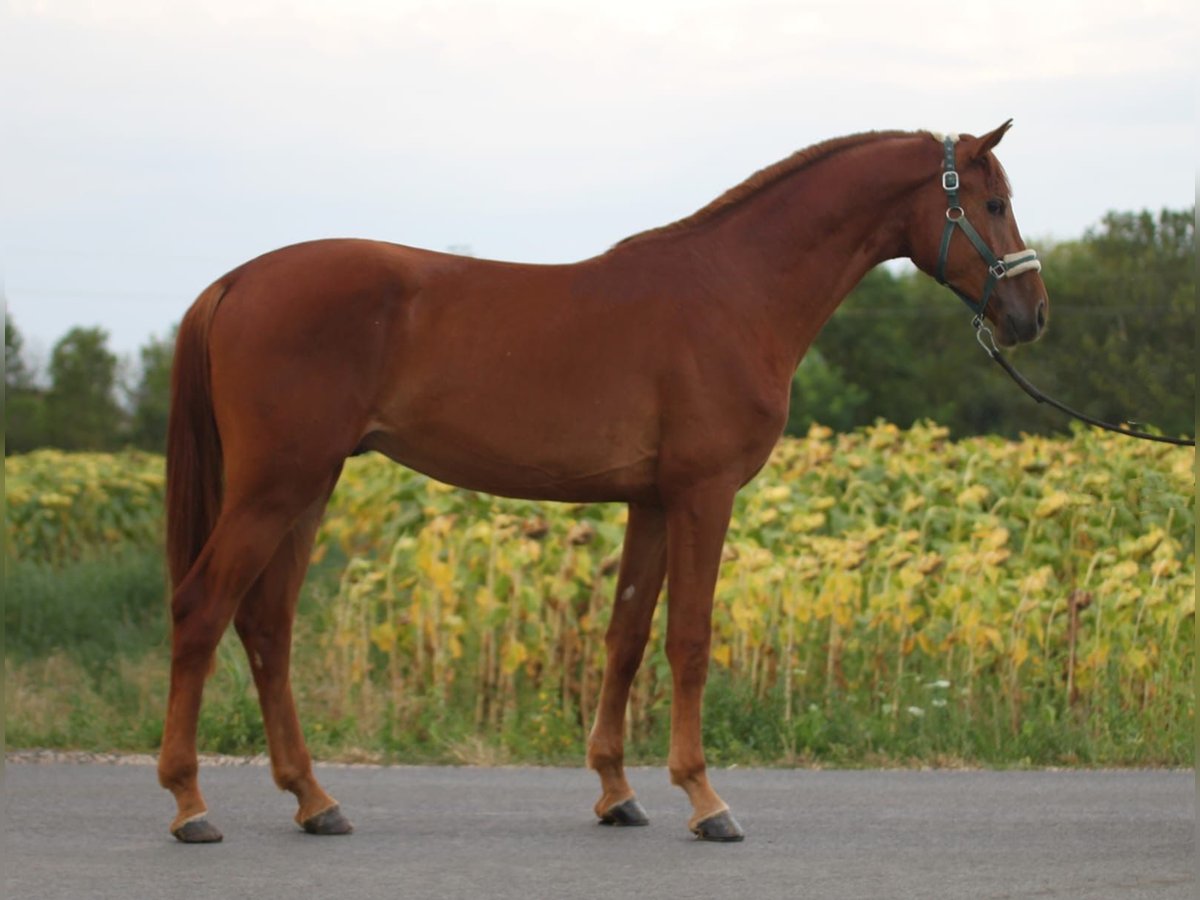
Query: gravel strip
7 749 1188 773
4 749 394 769
7 749 265 767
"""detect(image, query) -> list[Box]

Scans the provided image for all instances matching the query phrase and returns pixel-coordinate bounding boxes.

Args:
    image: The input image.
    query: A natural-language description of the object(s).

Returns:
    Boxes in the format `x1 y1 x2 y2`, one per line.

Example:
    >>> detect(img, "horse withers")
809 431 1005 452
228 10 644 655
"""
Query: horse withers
159 122 1046 843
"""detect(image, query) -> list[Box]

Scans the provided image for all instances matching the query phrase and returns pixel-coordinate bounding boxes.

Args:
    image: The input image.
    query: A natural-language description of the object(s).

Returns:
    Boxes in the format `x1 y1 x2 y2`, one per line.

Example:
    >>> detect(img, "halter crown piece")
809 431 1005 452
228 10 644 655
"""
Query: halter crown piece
935 135 1041 324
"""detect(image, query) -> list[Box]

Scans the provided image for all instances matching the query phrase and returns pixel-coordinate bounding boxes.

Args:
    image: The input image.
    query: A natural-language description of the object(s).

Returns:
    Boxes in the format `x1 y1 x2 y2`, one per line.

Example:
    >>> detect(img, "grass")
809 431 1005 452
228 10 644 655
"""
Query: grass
10 644 1190 767
5 545 169 668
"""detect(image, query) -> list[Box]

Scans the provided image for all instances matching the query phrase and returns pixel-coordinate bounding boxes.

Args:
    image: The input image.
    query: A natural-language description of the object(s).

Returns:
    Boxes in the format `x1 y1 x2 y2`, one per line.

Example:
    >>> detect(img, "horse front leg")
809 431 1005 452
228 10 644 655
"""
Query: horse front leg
586 502 668 826
664 482 745 841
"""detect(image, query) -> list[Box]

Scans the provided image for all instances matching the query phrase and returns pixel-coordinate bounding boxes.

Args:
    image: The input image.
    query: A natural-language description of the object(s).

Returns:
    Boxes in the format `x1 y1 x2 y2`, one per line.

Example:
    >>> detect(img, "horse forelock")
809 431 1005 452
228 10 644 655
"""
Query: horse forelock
615 129 919 247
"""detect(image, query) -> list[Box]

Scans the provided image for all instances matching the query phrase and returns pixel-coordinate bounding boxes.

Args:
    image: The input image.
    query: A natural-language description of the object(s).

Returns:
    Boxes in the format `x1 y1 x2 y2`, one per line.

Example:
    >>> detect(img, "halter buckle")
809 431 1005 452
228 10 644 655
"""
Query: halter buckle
988 260 1007 279
941 171 960 192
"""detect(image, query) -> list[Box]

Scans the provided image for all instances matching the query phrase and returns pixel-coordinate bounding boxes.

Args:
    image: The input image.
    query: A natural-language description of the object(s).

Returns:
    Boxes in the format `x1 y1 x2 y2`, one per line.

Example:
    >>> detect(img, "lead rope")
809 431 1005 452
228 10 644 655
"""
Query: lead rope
973 322 1195 447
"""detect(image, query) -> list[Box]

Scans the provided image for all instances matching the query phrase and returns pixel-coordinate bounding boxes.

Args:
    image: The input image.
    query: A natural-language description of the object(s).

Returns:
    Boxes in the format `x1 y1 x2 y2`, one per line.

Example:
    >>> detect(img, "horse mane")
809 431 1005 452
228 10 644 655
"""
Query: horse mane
615 128 1011 247
615 130 915 247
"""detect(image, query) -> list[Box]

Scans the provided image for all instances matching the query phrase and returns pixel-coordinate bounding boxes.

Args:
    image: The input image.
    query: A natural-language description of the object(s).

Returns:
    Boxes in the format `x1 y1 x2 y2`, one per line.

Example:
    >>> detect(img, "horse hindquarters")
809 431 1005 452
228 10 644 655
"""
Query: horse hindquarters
159 280 354 841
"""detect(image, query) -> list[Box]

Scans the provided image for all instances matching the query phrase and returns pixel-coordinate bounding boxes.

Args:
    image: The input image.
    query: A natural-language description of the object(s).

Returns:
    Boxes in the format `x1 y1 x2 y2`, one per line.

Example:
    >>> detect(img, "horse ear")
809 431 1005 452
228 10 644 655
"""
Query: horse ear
967 119 1014 161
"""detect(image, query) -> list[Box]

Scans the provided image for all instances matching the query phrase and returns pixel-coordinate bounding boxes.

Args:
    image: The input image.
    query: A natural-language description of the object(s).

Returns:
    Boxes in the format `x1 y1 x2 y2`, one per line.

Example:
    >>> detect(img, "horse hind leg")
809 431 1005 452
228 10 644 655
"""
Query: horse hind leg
233 490 352 836
158 466 340 843
586 503 667 827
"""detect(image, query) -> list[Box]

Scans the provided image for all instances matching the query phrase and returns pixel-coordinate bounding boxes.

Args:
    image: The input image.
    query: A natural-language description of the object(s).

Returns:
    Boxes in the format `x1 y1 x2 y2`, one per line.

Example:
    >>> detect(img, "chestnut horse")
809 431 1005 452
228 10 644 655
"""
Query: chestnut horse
160 123 1047 843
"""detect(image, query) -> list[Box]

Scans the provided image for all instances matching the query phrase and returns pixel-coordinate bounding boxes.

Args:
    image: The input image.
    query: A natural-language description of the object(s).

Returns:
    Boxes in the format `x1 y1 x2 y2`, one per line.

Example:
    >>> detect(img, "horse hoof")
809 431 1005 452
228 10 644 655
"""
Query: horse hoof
598 797 649 827
172 817 224 844
691 810 745 842
301 804 354 836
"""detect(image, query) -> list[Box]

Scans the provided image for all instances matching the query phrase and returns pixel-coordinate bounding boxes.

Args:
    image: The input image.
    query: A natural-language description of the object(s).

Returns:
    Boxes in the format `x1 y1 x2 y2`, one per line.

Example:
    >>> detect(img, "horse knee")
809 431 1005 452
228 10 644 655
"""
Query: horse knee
604 636 648 684
665 637 710 685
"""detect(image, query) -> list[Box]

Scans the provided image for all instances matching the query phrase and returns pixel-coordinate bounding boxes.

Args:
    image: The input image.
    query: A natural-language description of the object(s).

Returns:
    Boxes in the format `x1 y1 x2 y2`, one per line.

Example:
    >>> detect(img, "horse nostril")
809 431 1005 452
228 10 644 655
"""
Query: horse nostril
1036 299 1046 331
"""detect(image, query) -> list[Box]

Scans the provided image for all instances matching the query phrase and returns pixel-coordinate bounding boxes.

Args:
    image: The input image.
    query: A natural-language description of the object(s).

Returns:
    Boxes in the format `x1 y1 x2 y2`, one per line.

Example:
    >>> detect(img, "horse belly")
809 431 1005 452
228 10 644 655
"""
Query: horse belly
362 407 659 504
364 345 662 503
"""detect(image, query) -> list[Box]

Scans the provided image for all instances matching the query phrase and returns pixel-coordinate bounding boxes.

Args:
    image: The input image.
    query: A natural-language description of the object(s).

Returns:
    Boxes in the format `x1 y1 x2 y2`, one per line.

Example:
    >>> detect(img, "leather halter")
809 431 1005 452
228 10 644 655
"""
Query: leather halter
935 135 1040 324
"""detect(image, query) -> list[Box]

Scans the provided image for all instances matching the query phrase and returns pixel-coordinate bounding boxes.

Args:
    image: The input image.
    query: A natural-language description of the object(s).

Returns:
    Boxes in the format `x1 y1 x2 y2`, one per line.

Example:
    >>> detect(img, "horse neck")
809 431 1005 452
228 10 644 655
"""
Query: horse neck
705 134 938 371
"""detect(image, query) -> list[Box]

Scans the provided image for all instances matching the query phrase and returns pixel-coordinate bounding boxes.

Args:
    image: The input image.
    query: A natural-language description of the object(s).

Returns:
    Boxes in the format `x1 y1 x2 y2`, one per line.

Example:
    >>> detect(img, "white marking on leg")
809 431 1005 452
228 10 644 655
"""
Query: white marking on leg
621 585 636 602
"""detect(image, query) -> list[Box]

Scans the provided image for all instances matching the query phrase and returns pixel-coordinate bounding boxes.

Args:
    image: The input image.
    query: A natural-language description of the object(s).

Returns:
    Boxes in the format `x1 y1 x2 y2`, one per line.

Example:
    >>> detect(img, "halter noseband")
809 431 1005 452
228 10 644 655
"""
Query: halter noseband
935 135 1041 324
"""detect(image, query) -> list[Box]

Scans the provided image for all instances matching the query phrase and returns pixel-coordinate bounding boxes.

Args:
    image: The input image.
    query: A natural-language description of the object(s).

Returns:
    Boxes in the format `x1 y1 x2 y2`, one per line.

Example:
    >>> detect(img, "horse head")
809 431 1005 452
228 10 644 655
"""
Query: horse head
910 121 1048 347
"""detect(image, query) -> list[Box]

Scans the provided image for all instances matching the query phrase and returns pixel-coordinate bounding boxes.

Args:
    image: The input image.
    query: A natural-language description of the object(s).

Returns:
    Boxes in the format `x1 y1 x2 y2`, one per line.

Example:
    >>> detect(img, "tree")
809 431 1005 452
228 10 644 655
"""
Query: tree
6 310 31 389
1033 209 1195 440
127 327 176 452
45 326 124 450
786 347 868 434
5 312 50 453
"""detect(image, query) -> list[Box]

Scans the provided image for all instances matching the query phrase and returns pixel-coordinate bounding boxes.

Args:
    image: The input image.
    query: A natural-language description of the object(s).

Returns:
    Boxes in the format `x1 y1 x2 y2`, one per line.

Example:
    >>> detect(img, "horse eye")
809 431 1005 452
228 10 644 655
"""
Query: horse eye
986 199 1007 216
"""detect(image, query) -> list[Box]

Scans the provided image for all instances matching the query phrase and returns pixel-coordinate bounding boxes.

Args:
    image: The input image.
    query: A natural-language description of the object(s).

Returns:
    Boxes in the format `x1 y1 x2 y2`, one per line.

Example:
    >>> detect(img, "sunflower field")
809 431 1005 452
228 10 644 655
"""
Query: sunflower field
5 449 165 563
5 423 1194 765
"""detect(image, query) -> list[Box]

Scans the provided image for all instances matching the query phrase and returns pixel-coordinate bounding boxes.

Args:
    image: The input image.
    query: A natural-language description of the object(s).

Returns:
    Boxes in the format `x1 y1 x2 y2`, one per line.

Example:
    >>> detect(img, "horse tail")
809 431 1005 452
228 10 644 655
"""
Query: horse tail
166 280 229 591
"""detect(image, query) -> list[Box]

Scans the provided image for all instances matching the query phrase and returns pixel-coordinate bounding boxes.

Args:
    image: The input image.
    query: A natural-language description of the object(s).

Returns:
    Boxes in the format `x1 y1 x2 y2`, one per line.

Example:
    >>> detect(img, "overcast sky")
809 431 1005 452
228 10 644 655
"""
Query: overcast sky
2 0 1194 366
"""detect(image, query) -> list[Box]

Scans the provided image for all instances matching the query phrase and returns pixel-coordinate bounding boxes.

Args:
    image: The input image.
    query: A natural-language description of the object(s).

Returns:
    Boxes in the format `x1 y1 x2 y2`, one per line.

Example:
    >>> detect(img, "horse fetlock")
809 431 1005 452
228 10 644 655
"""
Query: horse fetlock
664 636 710 665
585 736 623 772
271 763 310 794
157 756 198 792
667 752 708 790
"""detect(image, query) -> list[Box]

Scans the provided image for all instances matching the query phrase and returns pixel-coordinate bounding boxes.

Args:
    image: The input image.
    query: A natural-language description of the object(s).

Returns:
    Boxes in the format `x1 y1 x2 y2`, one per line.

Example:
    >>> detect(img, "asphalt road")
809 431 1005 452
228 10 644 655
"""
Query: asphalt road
3 761 1194 900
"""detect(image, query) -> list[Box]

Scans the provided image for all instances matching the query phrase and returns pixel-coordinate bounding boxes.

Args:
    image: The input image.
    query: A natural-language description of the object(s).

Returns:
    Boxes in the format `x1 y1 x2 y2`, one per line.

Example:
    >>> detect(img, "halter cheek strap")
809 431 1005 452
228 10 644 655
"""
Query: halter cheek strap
935 135 1041 322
